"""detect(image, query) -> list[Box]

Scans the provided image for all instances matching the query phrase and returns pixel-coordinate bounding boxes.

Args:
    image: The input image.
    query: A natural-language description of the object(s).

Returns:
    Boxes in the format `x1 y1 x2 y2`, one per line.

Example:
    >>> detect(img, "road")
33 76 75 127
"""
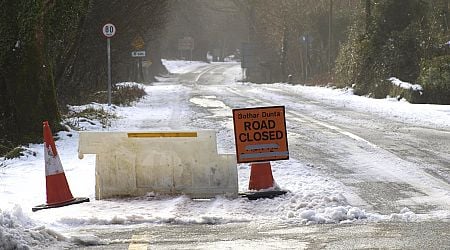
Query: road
70 62 449 249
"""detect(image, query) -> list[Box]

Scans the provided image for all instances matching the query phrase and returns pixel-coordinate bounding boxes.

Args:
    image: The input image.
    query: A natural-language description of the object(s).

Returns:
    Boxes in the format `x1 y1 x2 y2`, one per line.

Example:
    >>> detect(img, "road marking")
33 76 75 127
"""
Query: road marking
226 86 378 148
195 65 219 82
128 234 149 250
288 112 379 148
128 132 198 138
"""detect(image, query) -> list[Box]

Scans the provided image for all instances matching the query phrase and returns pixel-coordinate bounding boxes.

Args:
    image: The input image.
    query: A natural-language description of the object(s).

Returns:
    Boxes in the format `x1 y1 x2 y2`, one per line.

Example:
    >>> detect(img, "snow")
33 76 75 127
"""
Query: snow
1 60 449 248
0 206 68 249
258 83 450 129
388 77 423 91
161 59 210 74
115 82 145 89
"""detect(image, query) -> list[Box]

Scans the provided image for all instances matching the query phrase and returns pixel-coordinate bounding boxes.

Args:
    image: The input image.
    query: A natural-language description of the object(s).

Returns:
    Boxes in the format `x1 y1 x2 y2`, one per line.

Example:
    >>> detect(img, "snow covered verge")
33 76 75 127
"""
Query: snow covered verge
253 82 450 129
388 77 423 92
161 59 210 74
0 206 68 249
0 60 449 248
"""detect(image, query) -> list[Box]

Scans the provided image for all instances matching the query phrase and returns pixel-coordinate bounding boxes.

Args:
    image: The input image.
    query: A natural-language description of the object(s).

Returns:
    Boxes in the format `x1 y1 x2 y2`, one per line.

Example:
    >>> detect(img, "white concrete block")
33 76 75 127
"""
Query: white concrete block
78 130 238 199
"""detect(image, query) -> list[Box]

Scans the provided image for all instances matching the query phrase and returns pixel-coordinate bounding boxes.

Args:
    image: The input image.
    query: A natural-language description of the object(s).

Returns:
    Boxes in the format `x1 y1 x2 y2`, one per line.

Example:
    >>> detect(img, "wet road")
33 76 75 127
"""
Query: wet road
187 63 450 214
66 62 449 249
69 221 450 249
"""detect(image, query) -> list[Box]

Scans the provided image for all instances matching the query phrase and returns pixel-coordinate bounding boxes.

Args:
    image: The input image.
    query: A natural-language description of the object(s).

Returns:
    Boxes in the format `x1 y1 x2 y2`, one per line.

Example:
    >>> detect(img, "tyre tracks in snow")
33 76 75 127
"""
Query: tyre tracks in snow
221 82 450 214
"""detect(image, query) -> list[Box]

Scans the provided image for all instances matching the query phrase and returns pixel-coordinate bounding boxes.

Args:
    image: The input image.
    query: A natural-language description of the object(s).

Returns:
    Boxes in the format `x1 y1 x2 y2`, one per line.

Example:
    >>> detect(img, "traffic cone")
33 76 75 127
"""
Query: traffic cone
248 162 276 190
32 121 89 212
241 162 287 200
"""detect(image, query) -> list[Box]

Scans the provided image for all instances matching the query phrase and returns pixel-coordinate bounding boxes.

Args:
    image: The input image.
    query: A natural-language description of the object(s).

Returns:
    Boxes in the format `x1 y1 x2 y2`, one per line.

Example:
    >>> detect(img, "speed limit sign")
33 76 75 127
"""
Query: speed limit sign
102 23 116 38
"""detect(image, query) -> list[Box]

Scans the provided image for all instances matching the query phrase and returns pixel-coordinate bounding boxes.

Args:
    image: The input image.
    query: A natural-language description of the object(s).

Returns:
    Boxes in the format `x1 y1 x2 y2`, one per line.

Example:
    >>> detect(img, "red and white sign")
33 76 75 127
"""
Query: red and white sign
102 23 116 38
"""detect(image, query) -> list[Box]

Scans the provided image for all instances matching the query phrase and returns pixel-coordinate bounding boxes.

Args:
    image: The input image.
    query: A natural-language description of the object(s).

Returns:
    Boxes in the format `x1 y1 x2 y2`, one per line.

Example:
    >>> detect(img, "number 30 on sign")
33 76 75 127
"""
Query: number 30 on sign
102 23 116 38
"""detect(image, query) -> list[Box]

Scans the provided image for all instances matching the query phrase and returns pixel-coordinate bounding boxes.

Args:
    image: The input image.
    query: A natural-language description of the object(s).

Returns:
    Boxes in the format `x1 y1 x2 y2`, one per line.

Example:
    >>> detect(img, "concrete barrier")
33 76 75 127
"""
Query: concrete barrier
78 130 238 199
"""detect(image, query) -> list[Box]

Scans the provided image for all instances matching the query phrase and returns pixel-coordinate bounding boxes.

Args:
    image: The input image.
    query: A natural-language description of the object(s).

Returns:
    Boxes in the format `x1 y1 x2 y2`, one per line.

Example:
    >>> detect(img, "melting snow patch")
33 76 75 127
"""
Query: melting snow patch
388 77 423 91
162 59 210 74
389 207 417 222
190 96 228 108
70 234 105 246
116 82 145 89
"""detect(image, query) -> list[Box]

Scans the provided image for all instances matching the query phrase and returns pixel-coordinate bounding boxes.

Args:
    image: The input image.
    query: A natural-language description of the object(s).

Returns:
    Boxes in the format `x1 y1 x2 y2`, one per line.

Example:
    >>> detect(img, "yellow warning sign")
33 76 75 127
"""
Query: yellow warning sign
131 35 145 50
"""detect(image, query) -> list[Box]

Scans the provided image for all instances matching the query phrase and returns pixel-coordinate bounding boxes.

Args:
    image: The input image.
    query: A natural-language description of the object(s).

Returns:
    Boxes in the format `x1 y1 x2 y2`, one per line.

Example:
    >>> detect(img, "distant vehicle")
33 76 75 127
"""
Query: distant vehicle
224 54 240 62
206 51 213 63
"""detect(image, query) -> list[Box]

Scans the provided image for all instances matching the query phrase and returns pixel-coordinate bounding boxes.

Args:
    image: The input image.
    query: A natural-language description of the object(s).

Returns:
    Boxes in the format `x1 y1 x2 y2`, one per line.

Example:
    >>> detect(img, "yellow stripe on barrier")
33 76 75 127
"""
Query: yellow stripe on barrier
128 132 198 138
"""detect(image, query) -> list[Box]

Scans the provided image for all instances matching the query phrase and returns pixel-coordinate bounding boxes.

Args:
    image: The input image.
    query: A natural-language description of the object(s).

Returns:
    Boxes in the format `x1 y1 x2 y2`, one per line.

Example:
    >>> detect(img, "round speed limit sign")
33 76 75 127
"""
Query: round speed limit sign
102 23 116 38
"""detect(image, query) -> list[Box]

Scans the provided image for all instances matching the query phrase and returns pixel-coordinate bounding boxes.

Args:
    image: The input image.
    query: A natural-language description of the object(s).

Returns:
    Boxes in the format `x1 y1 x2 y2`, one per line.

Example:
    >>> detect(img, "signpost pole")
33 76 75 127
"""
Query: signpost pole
304 35 309 85
138 57 143 82
102 23 115 106
107 38 112 106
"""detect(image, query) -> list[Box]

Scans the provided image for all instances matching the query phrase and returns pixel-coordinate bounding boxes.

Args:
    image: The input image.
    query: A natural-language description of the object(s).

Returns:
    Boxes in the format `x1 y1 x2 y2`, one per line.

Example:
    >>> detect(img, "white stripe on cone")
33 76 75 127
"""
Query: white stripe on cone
44 142 64 176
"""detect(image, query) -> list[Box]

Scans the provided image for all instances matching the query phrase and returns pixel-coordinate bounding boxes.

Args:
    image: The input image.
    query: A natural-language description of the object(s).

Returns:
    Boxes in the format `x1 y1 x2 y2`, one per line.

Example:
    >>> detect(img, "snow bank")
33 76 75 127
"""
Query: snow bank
388 207 417 222
388 77 423 91
162 59 209 74
116 82 145 89
0 206 67 249
261 83 450 129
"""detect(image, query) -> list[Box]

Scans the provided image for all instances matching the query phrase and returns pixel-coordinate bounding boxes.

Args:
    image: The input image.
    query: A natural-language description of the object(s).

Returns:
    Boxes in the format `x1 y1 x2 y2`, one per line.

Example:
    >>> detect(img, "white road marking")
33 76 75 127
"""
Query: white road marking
288 111 379 149
226 86 379 148
195 65 219 82
128 234 149 250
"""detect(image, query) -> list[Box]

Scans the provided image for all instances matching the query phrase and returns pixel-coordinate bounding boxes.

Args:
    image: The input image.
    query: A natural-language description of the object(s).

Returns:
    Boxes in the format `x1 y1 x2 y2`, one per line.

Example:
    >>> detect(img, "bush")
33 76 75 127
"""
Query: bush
64 106 117 130
113 84 147 106
0 140 14 157
89 84 146 106
415 55 450 104
335 0 432 100
4 147 25 159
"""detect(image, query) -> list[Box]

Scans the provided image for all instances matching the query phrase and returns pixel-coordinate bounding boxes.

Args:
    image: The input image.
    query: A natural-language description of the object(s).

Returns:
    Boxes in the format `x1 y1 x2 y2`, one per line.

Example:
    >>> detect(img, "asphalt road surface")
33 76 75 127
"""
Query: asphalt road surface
65 62 449 250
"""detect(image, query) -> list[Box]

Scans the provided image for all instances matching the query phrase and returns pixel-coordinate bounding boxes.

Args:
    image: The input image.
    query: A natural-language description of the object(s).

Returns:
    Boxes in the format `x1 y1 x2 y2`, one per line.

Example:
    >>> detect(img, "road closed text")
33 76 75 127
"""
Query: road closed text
239 120 284 142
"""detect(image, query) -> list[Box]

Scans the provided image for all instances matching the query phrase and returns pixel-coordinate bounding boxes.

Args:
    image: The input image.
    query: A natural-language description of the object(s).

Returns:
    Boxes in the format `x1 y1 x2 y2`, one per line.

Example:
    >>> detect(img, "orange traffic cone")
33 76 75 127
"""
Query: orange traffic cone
248 162 275 190
242 162 287 200
32 121 89 212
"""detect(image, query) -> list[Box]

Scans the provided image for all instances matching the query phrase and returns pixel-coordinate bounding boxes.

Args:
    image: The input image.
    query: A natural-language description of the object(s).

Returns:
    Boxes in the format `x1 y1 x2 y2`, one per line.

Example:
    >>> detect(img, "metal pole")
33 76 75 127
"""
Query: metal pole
305 36 308 84
138 57 143 82
328 0 333 75
107 38 112 106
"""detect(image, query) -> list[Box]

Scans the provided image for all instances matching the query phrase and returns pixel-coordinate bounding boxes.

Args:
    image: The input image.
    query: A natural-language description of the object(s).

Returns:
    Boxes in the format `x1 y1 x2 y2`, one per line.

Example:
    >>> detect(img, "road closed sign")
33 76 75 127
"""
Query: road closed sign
233 106 289 163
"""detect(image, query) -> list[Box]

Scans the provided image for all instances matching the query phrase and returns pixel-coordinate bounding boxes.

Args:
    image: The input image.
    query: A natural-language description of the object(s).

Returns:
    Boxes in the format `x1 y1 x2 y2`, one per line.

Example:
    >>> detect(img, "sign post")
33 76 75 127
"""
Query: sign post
233 106 289 199
102 23 116 106
232 106 289 163
131 35 145 82
178 37 194 60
